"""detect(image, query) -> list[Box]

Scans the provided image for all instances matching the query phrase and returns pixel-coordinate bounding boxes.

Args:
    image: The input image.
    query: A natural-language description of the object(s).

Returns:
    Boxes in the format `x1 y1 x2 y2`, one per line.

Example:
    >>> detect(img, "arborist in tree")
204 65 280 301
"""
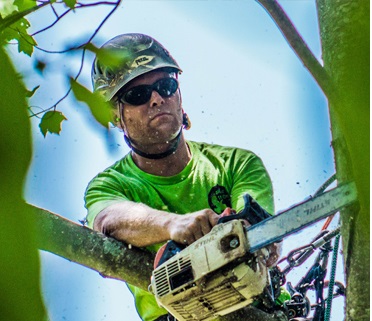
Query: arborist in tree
85 33 281 321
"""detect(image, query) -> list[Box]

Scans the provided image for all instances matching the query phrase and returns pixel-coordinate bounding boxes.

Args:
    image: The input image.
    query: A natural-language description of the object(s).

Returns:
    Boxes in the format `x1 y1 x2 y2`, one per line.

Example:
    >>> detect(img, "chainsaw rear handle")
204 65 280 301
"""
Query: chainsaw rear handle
154 240 186 269
217 194 272 225
155 194 271 269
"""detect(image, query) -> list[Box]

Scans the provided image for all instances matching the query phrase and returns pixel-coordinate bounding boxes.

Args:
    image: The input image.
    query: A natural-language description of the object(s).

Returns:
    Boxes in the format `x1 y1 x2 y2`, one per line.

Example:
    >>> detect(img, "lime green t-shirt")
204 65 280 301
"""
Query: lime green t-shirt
84 141 274 321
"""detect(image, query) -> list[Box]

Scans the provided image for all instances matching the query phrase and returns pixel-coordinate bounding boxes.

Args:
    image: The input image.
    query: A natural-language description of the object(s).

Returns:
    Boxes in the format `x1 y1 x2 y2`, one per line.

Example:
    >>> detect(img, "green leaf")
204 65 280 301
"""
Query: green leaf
0 1 17 17
18 29 37 56
1 17 37 56
25 85 40 97
70 78 113 128
0 2 45 33
63 0 77 9
14 0 36 11
0 43 47 321
39 110 67 137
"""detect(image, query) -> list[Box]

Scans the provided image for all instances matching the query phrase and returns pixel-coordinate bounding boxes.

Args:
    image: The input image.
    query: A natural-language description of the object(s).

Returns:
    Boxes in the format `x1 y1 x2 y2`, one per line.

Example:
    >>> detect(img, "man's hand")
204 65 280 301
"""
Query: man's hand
95 202 221 248
220 207 282 267
168 209 220 245
259 242 282 267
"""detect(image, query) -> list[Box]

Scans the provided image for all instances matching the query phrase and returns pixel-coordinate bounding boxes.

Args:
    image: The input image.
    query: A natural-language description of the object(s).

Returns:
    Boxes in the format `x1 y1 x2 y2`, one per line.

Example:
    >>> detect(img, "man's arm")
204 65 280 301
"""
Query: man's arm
93 200 220 247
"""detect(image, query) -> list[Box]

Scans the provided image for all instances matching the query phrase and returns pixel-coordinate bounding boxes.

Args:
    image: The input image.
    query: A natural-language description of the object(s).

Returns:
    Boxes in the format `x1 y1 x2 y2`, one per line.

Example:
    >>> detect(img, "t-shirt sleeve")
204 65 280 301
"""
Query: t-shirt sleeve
229 150 274 215
84 170 130 228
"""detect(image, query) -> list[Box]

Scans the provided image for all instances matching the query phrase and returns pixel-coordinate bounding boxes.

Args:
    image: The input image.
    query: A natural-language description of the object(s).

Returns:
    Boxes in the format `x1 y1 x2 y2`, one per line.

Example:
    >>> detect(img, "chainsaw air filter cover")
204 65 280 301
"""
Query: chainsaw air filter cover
149 220 269 321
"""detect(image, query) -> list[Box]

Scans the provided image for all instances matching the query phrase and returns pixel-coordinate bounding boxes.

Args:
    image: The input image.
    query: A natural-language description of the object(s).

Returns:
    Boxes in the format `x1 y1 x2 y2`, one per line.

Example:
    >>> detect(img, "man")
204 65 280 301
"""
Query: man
85 33 280 321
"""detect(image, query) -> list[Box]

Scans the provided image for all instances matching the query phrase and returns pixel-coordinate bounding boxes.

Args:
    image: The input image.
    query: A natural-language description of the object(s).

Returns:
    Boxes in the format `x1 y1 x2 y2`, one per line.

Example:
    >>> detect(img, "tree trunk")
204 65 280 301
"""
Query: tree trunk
257 1 369 319
316 1 370 320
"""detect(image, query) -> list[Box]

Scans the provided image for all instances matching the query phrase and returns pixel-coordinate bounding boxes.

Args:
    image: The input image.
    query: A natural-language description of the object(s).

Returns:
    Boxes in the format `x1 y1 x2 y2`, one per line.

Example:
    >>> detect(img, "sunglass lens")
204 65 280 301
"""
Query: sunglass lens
156 78 178 97
124 86 152 105
122 78 178 106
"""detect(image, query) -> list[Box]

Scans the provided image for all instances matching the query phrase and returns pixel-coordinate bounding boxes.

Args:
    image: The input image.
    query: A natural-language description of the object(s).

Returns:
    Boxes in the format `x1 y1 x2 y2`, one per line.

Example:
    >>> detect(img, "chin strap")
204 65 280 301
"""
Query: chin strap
124 129 183 160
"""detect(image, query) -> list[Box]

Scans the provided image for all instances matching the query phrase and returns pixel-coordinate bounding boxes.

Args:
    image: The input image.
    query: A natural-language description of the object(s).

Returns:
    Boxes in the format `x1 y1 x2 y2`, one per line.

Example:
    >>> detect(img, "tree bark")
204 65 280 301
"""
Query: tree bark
33 205 155 291
33 205 286 321
316 1 370 320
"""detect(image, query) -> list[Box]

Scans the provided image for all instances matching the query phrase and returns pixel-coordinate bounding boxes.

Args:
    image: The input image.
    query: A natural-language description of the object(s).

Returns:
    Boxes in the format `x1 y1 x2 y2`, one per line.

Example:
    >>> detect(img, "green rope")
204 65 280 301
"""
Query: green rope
324 233 341 321
314 174 337 196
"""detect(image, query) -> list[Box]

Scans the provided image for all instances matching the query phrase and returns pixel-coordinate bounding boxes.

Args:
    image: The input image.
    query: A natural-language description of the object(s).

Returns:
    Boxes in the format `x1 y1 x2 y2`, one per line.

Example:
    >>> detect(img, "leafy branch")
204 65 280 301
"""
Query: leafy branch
30 1 121 53
2 0 122 136
0 2 49 32
31 2 120 38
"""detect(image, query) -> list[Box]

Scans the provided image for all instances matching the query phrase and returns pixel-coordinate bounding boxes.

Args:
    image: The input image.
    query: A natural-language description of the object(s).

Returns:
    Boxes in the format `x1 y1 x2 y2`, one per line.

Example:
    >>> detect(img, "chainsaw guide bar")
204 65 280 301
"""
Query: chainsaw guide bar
150 182 357 321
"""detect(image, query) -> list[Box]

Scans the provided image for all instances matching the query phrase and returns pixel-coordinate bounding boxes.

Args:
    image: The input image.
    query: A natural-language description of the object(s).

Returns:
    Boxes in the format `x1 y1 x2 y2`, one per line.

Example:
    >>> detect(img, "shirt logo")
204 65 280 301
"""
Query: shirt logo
208 185 232 214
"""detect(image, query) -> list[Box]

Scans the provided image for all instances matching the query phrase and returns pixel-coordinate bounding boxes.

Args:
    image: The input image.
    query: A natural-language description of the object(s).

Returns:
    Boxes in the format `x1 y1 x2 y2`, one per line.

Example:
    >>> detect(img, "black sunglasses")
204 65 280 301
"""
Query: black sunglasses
117 78 179 106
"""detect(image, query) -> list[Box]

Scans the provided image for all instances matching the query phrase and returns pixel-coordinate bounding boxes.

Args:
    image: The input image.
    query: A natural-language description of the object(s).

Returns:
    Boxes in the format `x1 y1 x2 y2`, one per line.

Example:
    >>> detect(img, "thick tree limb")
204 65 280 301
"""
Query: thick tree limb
32 205 154 291
256 0 335 100
32 205 286 321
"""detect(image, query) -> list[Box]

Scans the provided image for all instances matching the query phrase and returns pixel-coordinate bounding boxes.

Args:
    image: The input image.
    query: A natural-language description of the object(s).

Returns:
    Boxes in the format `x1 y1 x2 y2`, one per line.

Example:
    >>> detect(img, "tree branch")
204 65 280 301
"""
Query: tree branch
31 205 154 291
32 204 287 321
31 2 119 37
29 0 122 54
31 8 72 36
27 0 122 116
256 0 335 100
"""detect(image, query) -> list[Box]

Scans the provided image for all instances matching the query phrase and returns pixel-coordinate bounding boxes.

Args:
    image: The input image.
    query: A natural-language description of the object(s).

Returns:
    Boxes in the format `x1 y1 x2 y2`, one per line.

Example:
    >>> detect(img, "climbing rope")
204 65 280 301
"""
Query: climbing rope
324 233 341 321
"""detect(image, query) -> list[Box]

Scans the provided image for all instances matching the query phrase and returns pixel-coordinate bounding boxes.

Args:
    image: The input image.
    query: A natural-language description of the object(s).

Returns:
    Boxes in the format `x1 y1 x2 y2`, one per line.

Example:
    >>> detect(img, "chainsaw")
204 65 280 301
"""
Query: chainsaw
148 182 357 321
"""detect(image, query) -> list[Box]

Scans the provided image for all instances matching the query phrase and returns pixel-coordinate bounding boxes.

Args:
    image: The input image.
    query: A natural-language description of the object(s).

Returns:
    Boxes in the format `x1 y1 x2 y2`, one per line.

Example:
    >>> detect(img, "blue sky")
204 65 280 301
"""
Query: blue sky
13 1 343 320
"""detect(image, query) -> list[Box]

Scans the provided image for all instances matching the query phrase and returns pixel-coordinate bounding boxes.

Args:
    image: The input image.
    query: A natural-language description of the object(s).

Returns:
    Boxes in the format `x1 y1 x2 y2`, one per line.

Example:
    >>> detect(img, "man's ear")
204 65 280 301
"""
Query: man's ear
182 109 191 130
112 106 124 130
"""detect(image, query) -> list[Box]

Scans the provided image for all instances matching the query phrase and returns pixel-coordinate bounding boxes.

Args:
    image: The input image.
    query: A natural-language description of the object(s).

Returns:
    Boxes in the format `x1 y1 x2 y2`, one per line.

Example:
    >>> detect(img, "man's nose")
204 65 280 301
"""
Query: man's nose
149 90 164 107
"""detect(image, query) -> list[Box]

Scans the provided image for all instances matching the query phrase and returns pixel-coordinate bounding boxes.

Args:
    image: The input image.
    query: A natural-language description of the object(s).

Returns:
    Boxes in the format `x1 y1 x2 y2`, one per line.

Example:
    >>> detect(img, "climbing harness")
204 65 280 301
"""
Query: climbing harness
261 175 349 321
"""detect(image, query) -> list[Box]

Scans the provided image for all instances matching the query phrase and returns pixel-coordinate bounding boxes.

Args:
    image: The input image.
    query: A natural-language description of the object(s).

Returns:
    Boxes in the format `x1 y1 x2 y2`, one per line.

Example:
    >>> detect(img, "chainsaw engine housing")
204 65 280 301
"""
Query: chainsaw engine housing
149 220 269 321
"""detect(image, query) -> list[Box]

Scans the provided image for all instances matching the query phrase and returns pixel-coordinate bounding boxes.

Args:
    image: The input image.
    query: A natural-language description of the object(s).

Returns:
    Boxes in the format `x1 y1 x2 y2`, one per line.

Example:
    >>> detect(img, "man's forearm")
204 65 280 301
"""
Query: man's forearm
93 201 220 248
93 201 173 247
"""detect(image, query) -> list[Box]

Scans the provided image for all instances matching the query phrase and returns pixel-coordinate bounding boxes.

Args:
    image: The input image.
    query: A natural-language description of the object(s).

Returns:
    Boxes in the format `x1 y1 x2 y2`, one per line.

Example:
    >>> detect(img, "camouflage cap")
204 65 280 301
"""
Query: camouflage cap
92 33 182 101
